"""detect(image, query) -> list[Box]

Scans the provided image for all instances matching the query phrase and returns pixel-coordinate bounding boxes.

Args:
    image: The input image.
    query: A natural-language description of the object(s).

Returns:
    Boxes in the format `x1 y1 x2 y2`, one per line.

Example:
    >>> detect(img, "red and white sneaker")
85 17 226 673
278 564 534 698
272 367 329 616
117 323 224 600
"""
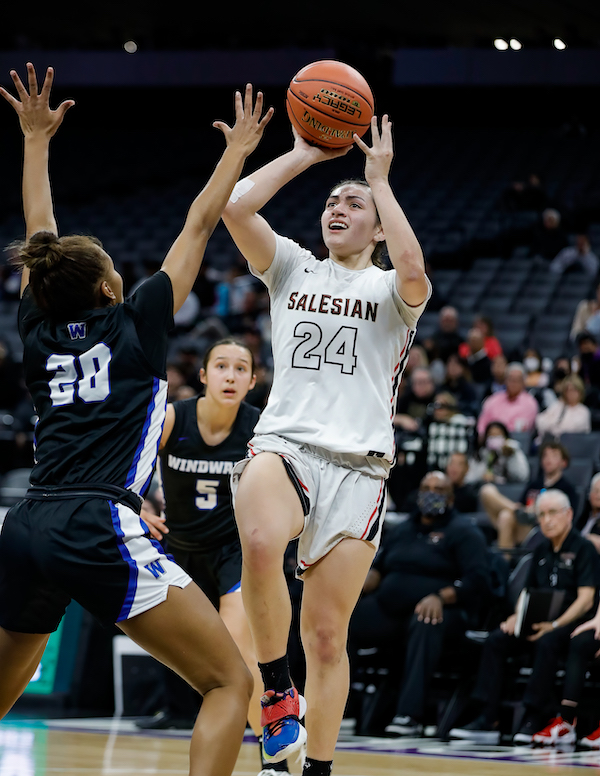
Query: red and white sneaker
260 688 307 764
580 724 600 749
532 716 576 746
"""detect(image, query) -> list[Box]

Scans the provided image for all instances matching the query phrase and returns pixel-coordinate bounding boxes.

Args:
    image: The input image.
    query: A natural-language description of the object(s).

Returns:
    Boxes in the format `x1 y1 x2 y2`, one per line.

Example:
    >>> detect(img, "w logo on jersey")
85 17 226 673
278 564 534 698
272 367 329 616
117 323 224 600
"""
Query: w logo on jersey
144 560 166 579
67 322 87 340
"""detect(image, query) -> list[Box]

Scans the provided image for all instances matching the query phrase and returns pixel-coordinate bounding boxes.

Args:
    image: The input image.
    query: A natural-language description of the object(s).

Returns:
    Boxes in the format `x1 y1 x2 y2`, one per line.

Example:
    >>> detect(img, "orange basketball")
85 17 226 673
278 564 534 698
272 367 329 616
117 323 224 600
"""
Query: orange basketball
286 60 374 148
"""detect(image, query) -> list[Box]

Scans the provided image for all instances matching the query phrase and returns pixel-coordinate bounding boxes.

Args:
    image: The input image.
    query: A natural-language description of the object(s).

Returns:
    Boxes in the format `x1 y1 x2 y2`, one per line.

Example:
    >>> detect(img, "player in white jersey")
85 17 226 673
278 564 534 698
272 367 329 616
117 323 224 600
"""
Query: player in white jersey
223 114 430 776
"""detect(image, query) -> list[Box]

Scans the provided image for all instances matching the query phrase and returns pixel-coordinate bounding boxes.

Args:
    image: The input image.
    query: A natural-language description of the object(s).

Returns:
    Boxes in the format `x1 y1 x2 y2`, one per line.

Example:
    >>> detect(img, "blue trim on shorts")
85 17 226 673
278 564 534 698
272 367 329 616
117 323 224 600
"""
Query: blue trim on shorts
149 535 167 557
110 502 139 620
225 581 242 594
125 376 159 492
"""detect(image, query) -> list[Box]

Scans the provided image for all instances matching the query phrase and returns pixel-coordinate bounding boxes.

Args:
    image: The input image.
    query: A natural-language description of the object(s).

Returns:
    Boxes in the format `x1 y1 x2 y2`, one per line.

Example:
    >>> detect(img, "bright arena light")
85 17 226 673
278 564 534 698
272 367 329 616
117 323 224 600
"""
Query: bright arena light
494 38 509 50
554 38 567 50
124 40 138 53
509 38 522 50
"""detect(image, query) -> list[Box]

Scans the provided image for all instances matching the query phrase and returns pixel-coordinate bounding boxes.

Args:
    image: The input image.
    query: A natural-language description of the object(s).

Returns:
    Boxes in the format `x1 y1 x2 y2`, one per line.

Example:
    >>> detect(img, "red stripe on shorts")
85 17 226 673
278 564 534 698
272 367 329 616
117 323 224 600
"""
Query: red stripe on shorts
361 479 385 540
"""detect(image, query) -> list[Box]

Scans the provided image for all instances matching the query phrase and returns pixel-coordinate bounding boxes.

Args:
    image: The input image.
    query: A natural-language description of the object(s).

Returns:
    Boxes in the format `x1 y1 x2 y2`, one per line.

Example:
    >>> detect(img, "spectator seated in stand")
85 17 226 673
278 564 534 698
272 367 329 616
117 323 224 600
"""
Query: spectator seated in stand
571 283 600 342
532 356 572 411
482 354 508 401
462 328 492 386
574 332 600 391
349 471 490 737
441 354 481 418
477 363 539 440
422 306 462 365
389 367 436 510
523 347 550 391
446 452 481 514
535 374 591 443
449 490 597 745
459 315 503 362
550 234 599 278
424 391 475 472
465 421 530 488
529 208 569 261
576 473 600 554
394 367 436 434
501 173 549 213
479 441 578 552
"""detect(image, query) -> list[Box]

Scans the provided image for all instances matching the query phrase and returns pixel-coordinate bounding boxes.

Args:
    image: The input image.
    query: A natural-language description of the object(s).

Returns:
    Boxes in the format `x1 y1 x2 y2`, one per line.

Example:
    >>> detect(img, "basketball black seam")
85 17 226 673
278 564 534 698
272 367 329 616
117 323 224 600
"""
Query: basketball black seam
286 96 357 142
291 78 374 111
286 91 371 129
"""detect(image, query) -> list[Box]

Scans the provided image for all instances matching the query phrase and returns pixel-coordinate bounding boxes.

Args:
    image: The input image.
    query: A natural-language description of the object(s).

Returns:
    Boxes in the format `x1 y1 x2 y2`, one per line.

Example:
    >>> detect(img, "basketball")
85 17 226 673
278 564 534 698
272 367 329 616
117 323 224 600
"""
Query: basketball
286 60 374 148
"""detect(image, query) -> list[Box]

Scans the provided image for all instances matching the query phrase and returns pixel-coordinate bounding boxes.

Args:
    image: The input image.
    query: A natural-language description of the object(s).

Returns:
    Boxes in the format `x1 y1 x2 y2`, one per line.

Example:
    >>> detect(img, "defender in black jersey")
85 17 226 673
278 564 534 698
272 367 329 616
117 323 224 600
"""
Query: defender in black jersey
140 340 287 776
0 64 272 776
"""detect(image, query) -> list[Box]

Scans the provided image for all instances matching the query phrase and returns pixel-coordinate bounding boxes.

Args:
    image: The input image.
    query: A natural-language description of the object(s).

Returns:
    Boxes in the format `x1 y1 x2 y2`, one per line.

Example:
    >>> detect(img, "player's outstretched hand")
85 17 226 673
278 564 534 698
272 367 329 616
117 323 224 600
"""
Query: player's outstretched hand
0 63 74 138
213 84 274 156
354 114 394 184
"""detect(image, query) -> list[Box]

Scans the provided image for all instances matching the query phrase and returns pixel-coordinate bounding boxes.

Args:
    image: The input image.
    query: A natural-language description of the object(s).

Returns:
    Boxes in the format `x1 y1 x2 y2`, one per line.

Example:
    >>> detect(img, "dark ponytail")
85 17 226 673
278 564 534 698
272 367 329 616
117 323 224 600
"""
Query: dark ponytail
14 231 109 318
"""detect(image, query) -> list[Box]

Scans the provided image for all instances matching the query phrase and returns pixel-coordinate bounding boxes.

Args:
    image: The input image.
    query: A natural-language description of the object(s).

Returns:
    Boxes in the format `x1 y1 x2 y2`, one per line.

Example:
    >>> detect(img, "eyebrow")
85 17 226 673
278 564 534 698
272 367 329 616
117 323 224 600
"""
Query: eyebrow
213 355 251 363
328 194 367 202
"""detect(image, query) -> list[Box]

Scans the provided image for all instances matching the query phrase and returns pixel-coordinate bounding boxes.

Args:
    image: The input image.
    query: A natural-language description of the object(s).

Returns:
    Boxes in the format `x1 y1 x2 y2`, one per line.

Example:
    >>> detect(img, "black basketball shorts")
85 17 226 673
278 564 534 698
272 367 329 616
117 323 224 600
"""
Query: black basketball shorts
166 538 242 611
0 496 191 633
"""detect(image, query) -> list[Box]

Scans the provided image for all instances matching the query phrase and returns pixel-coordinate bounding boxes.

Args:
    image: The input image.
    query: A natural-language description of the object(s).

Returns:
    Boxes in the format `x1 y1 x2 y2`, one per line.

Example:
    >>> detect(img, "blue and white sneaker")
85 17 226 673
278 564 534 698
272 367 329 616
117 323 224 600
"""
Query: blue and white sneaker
260 688 307 764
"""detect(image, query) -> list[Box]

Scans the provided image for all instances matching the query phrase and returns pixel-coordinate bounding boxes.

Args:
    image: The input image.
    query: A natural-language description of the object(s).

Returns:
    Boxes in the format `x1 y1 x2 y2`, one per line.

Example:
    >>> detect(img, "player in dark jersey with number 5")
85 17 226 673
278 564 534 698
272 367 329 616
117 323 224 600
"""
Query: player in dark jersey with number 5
0 63 272 776
141 339 290 775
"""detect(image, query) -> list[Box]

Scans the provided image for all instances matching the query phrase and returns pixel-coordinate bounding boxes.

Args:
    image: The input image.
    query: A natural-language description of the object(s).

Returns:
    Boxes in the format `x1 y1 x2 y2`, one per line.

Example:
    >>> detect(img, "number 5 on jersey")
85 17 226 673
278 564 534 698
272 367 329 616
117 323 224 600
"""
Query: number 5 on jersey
195 479 219 510
47 343 112 406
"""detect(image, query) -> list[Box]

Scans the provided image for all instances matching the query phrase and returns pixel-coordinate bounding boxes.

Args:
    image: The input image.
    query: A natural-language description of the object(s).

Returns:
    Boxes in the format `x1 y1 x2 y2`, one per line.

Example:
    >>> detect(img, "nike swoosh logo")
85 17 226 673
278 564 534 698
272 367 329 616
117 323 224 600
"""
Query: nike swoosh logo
304 268 317 273
178 436 188 441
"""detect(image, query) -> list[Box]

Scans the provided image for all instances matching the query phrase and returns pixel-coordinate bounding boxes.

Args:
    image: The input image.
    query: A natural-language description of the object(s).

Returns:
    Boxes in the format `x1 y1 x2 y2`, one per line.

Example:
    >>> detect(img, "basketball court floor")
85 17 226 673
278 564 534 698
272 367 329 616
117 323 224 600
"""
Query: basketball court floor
3 715 600 775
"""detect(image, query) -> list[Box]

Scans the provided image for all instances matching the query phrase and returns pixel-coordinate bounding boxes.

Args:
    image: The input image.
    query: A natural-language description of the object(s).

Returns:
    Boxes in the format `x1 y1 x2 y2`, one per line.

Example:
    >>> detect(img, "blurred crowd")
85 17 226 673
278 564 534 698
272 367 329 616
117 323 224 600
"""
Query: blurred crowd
3 169 600 750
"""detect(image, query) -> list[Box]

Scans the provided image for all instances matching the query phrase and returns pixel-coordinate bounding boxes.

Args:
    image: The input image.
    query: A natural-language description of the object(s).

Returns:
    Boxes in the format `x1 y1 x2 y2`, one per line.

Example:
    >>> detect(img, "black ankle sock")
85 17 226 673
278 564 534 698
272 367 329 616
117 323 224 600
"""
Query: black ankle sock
258 736 289 771
258 655 292 694
560 704 577 724
303 757 333 776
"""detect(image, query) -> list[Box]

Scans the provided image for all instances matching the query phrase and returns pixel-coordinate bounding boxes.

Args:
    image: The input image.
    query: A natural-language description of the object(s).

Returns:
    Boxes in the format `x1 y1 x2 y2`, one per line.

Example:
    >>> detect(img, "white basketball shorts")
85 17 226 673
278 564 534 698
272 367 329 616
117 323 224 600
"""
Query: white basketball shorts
231 434 386 577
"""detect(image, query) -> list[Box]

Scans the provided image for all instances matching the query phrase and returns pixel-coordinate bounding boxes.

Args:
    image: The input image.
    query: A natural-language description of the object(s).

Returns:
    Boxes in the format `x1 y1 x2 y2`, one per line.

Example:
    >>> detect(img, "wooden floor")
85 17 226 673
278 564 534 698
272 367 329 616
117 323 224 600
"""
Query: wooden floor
1 717 598 775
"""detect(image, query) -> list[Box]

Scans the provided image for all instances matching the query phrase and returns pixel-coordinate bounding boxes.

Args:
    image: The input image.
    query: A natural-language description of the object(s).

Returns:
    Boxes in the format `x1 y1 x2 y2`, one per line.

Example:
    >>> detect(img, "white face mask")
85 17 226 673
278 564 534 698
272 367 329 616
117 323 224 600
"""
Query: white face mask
524 357 540 373
486 435 504 452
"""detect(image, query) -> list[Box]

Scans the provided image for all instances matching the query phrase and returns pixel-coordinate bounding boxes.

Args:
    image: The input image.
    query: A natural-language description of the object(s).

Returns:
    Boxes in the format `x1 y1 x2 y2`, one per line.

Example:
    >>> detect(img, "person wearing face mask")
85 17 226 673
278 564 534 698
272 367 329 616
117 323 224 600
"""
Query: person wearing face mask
574 332 600 390
348 471 490 737
535 374 591 443
523 348 549 390
465 422 530 486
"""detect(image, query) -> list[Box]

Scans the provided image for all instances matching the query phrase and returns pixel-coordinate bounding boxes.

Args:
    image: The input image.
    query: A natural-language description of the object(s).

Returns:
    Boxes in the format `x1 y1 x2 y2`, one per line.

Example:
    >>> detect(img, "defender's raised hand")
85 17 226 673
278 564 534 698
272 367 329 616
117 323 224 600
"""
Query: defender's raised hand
213 84 273 156
0 63 74 138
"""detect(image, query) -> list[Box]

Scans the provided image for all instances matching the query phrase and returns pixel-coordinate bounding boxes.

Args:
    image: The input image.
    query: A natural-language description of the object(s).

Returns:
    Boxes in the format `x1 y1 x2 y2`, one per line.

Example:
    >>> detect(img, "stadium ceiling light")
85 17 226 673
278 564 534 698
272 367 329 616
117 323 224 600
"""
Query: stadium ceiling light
509 38 522 50
554 38 567 50
494 38 509 50
123 40 138 53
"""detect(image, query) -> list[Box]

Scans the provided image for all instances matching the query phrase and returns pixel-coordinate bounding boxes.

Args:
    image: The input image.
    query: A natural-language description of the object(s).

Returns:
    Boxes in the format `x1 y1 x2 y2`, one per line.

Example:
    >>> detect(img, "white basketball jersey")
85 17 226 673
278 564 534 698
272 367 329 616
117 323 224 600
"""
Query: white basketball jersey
251 234 431 463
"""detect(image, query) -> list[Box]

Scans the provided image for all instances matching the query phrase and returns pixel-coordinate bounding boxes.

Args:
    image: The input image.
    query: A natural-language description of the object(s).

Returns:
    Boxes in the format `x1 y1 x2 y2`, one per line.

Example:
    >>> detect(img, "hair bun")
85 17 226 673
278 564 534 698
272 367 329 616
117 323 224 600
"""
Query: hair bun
24 231 63 270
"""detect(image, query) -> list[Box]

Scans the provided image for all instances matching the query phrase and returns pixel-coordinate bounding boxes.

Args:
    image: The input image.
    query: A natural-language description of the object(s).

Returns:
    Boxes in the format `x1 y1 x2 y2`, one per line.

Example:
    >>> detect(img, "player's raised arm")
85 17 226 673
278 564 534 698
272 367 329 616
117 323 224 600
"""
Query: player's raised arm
160 85 272 314
354 115 429 306
222 128 351 273
0 63 74 295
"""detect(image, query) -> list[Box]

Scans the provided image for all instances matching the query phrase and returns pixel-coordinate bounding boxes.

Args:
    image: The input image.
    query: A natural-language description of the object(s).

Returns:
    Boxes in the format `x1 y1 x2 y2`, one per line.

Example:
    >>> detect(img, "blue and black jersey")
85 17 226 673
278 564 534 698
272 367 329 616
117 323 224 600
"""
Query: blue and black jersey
18 271 174 497
160 398 259 551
